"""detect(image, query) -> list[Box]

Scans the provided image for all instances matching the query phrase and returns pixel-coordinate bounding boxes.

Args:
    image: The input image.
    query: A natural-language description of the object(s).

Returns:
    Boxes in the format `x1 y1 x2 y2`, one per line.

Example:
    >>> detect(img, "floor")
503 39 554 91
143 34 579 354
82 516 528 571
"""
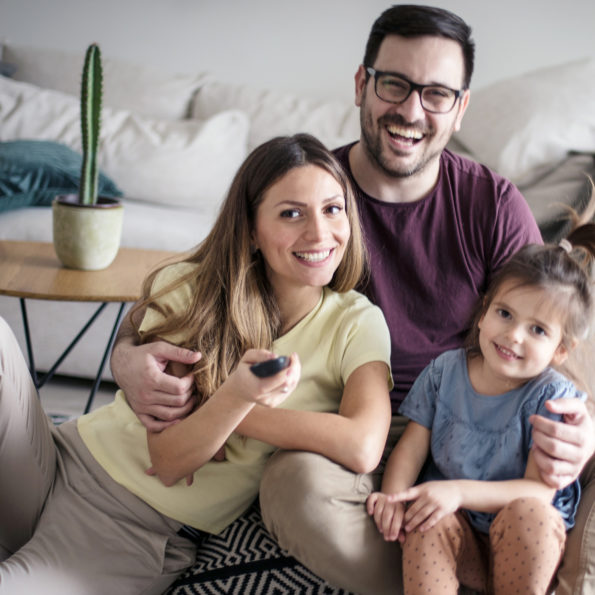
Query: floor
38 374 116 422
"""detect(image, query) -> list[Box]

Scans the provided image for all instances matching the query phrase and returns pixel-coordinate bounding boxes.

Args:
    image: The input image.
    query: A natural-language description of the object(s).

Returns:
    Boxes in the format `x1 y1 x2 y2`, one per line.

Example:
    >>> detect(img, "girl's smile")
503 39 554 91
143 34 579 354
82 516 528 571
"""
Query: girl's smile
469 280 570 394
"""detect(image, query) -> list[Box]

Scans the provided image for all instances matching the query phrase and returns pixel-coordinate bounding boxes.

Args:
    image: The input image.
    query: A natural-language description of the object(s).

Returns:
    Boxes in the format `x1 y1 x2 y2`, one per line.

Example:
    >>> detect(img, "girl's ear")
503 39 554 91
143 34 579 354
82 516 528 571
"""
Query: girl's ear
551 338 578 367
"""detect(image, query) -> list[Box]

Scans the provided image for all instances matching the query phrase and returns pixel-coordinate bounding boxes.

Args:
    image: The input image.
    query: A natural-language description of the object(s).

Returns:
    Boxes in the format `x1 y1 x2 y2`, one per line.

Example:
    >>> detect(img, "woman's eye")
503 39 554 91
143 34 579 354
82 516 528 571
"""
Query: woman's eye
280 208 300 219
325 204 344 215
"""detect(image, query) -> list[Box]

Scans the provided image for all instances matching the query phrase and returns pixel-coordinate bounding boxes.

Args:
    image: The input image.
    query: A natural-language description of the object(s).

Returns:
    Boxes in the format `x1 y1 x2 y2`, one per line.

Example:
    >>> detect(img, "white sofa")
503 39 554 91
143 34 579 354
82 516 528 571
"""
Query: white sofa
0 42 594 381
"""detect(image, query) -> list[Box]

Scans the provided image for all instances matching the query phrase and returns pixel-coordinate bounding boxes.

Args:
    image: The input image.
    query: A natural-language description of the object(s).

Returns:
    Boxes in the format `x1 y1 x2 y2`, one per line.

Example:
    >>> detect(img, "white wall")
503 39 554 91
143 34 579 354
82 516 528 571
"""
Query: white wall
1 0 594 101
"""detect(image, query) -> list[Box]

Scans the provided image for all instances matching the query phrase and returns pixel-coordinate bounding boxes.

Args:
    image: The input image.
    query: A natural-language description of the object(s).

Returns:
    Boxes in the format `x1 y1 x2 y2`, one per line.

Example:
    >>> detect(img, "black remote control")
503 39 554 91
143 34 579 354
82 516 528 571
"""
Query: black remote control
250 356 290 378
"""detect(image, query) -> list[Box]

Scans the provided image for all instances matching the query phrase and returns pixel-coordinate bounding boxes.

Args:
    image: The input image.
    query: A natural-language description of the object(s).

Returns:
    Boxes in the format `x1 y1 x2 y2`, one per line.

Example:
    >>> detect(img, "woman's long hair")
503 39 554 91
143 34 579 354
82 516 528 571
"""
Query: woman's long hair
130 134 367 403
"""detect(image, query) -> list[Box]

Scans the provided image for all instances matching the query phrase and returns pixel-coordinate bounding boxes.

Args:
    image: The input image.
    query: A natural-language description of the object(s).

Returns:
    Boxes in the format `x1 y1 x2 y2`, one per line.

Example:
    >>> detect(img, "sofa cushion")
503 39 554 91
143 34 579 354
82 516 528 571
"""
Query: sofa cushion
0 139 121 212
455 58 595 183
3 43 205 120
0 76 250 213
191 77 360 150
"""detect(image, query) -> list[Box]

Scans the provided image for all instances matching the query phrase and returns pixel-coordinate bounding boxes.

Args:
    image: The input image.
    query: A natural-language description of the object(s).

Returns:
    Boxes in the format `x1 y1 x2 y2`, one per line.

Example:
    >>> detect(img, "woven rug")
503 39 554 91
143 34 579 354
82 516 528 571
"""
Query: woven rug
167 500 352 594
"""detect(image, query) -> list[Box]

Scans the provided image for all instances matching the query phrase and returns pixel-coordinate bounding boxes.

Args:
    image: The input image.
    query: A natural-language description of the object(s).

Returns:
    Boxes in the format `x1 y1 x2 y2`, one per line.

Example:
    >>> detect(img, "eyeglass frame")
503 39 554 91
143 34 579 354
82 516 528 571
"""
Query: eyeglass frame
365 66 466 114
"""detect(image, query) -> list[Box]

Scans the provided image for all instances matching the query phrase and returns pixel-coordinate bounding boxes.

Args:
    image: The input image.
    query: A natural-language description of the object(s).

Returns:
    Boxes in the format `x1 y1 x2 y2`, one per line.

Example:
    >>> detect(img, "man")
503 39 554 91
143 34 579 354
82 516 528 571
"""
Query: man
111 6 594 594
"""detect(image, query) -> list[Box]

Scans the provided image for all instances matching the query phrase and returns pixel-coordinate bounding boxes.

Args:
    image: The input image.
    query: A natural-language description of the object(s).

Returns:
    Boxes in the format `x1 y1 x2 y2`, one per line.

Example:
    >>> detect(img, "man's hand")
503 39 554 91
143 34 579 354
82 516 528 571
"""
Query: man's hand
530 397 595 489
111 338 201 432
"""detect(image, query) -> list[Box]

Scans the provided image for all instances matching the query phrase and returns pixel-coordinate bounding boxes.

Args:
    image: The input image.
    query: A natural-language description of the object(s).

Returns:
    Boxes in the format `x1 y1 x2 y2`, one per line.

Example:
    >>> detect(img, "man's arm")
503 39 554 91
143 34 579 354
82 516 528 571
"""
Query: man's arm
110 304 201 431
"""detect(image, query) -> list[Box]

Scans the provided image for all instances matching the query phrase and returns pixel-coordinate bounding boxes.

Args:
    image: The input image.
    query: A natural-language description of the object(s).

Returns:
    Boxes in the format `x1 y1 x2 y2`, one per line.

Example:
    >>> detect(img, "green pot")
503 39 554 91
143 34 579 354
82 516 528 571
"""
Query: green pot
52 195 124 270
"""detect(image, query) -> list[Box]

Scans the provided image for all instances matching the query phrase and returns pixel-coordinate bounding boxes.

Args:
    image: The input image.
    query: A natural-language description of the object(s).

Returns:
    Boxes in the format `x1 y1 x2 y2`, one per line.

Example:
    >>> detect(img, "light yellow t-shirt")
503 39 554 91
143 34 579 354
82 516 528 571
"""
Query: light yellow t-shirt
78 263 391 534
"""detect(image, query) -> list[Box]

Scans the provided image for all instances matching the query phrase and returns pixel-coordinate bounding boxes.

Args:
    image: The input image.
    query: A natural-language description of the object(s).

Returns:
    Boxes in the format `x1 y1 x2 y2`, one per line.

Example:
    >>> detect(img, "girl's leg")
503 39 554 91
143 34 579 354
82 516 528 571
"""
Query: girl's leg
490 497 566 595
401 511 487 594
0 317 57 560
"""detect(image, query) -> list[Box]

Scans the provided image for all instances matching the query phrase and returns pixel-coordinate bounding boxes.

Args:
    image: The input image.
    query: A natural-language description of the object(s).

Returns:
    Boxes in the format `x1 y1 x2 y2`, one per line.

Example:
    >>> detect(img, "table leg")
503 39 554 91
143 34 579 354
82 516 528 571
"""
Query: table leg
83 302 126 414
19 298 126 415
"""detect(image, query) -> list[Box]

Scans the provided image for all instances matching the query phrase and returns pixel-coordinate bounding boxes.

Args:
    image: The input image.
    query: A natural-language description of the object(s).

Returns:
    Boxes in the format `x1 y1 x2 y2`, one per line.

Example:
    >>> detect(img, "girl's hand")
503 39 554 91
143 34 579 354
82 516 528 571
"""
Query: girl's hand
391 481 462 534
226 350 300 408
366 492 407 543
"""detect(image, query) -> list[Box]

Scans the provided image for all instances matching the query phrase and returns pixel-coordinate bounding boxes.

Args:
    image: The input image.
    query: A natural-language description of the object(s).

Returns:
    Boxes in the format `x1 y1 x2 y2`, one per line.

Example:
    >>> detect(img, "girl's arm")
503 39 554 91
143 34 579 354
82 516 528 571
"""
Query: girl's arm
380 420 431 492
146 350 299 486
395 450 557 534
366 420 431 542
236 360 392 473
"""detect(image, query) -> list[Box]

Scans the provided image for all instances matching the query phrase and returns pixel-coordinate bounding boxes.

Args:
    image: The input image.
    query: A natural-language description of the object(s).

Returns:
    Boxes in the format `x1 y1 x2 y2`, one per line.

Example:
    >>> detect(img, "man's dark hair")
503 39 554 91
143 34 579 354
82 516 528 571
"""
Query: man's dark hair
363 4 475 89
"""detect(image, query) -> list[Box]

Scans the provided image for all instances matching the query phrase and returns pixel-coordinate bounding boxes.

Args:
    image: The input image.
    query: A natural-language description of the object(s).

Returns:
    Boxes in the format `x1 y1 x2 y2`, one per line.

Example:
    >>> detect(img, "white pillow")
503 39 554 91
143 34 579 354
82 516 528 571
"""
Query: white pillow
3 43 206 120
455 58 595 183
191 77 360 150
0 76 250 211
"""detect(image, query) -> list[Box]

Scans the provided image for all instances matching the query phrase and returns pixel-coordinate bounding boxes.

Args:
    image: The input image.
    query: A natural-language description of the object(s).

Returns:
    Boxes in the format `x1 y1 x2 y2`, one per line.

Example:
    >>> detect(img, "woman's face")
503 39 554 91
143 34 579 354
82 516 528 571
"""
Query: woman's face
252 164 350 300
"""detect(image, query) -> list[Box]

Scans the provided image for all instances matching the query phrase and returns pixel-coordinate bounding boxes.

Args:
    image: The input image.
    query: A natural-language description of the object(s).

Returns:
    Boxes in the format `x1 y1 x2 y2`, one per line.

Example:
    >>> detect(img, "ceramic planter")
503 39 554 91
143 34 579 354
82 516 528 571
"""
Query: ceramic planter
52 195 124 270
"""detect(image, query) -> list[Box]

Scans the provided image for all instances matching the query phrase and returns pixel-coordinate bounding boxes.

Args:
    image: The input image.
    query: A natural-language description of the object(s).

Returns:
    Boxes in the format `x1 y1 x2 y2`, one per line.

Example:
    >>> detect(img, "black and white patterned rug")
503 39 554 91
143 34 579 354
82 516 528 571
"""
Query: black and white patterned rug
167 501 352 594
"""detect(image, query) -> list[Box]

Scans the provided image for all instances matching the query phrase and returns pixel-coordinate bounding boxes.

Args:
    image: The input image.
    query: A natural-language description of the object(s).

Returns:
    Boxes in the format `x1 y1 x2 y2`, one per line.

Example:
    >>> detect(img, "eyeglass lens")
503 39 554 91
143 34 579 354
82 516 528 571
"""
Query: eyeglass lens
376 74 457 113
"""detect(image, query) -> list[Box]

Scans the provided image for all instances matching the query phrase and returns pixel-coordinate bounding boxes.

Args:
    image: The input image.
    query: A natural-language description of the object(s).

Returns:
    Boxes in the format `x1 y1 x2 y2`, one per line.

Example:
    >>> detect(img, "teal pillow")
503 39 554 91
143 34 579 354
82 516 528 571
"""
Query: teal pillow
0 140 122 212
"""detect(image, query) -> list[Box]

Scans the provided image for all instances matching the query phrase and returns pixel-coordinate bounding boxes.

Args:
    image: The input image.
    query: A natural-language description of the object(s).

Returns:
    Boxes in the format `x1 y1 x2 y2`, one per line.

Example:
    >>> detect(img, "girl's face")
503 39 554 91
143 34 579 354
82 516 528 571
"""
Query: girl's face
252 164 350 301
477 280 570 392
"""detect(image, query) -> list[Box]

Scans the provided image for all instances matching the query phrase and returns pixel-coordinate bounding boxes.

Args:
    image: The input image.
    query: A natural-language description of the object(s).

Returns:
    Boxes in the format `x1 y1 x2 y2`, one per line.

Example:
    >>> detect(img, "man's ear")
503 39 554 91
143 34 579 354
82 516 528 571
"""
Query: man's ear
453 88 470 132
354 65 367 107
551 338 577 367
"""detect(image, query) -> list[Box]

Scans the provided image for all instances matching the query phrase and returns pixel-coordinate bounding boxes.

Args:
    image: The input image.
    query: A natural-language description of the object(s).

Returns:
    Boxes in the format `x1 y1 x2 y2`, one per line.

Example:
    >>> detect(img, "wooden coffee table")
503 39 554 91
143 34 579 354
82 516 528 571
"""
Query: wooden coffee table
0 240 180 413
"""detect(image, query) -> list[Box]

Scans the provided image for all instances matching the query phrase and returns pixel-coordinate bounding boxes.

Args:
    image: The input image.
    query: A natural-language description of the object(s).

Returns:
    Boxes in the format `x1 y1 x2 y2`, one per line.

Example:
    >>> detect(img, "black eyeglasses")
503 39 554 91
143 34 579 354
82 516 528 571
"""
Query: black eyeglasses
365 67 465 114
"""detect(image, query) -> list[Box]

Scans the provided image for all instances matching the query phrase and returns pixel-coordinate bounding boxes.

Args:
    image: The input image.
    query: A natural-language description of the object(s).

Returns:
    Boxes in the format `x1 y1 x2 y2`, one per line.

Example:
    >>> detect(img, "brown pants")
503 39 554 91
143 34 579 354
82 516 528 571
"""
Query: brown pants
401 498 566 595
0 317 196 594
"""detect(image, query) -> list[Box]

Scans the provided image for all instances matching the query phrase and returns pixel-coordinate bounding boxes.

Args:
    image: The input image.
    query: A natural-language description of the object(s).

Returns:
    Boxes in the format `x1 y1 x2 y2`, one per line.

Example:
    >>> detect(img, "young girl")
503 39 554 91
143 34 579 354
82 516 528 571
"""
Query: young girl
0 134 392 594
367 193 595 594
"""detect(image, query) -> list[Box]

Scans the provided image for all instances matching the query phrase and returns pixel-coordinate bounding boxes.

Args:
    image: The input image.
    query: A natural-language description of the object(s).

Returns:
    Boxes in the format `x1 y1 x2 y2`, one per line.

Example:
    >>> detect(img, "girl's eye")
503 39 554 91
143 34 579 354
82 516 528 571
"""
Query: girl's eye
496 308 511 319
280 208 300 219
531 325 547 337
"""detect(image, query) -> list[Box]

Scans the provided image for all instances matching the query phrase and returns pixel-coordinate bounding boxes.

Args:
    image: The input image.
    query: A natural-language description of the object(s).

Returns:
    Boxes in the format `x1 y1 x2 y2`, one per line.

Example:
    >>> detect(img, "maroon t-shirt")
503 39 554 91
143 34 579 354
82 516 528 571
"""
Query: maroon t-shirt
334 144 542 412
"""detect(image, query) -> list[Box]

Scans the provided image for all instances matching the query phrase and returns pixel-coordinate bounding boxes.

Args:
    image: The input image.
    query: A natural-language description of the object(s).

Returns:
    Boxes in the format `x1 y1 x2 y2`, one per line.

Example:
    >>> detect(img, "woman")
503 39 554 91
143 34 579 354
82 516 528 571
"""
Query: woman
0 134 392 594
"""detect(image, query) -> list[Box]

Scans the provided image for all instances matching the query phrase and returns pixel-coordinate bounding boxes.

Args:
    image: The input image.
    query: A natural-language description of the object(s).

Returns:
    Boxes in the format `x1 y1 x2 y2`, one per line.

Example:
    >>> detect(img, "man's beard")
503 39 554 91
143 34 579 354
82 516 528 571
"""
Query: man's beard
359 108 443 179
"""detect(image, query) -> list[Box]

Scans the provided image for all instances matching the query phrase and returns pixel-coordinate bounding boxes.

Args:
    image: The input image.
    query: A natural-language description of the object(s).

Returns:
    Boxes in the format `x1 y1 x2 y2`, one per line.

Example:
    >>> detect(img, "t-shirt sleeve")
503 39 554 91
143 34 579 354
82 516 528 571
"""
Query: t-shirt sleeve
531 378 588 429
488 181 543 282
138 262 197 343
339 301 393 389
397 357 443 428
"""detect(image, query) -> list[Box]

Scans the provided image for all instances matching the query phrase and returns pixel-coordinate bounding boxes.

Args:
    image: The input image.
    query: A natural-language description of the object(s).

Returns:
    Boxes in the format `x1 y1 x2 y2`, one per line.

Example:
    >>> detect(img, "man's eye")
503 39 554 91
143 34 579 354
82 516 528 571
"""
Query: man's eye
382 78 408 92
280 209 300 218
425 87 452 99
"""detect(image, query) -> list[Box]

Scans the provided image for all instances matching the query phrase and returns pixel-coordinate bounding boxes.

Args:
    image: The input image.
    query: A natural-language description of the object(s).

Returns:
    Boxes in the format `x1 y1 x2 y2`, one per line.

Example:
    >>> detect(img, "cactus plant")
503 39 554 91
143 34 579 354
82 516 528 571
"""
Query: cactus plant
79 43 103 205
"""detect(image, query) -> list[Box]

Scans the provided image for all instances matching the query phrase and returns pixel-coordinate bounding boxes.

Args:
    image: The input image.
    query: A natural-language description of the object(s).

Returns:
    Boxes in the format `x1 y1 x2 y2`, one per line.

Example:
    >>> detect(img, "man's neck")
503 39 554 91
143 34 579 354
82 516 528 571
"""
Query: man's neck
348 142 441 204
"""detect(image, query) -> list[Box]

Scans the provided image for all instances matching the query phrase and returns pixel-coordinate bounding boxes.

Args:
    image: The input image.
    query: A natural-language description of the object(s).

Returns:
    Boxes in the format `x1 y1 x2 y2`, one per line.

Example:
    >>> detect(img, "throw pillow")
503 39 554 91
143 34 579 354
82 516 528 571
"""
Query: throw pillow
0 76 250 212
0 139 122 213
3 43 205 120
454 58 595 183
191 76 360 150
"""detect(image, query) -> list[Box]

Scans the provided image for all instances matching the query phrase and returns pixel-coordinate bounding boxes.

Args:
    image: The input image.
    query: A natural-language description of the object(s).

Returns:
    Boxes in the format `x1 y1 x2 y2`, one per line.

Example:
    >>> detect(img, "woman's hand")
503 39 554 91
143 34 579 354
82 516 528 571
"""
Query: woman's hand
226 350 300 408
146 349 300 486
367 492 407 543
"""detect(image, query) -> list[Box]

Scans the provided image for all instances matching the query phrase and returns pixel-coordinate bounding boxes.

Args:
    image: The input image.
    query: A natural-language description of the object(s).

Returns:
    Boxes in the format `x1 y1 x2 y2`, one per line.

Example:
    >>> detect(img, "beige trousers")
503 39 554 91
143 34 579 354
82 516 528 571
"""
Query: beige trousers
0 317 196 595
260 418 595 595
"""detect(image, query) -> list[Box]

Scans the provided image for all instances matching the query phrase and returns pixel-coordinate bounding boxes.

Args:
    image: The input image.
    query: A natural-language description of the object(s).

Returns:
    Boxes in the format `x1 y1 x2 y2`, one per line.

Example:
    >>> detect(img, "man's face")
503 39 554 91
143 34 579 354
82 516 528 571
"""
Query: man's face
355 34 470 180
